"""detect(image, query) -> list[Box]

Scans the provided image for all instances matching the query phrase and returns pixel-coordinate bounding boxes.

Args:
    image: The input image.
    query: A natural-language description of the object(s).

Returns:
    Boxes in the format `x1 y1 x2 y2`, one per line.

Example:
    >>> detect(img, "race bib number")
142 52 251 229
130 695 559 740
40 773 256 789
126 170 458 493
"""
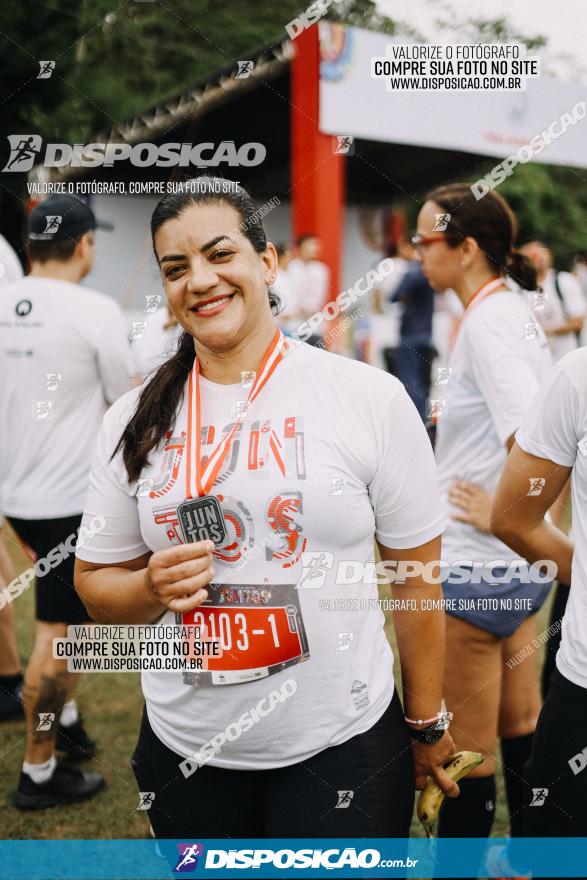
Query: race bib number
179 583 309 687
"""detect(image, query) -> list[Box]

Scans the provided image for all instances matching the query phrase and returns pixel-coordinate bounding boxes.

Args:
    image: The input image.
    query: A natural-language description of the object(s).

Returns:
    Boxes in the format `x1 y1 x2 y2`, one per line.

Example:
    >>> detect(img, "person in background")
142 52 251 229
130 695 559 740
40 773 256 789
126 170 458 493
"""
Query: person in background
0 232 24 287
0 230 25 717
130 301 182 381
0 195 134 809
0 524 23 720
492 346 587 836
369 241 411 373
272 243 298 336
388 238 436 422
414 183 552 840
572 251 587 347
518 241 580 695
287 234 330 345
519 241 585 363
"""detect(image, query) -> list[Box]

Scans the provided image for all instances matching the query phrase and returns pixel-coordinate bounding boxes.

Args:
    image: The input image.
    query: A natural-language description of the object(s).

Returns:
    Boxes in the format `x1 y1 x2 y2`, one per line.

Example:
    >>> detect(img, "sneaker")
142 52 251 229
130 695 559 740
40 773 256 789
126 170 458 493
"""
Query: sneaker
0 680 24 721
55 716 96 760
13 762 105 810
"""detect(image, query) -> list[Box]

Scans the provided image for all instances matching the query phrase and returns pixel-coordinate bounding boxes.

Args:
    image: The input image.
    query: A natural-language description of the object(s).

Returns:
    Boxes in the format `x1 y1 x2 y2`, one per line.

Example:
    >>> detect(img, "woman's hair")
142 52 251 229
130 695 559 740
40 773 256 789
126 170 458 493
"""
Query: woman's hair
114 177 278 483
425 183 537 291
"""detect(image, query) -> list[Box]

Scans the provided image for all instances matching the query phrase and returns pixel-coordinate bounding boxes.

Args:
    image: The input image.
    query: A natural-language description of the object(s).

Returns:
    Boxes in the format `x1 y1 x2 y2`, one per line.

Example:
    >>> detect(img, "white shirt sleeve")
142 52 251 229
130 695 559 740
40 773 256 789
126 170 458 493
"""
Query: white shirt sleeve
0 235 23 287
516 361 580 468
76 401 150 564
559 272 586 318
369 384 446 549
95 301 135 404
465 310 542 446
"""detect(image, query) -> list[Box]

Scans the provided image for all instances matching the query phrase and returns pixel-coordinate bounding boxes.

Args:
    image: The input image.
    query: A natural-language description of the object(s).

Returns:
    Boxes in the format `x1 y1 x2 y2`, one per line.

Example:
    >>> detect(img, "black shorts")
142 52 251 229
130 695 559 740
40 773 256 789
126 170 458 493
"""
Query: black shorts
523 668 587 836
131 689 414 840
7 514 91 625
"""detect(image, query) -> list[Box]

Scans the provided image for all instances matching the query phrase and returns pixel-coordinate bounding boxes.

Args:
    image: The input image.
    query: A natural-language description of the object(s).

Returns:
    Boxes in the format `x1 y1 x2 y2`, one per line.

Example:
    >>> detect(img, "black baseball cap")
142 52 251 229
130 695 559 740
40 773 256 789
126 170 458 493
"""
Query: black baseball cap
28 195 114 242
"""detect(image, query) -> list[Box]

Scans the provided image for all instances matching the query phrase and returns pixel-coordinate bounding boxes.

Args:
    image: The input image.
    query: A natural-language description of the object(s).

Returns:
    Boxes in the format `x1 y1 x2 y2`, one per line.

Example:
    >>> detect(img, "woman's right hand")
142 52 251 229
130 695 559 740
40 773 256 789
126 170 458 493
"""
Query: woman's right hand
146 541 215 613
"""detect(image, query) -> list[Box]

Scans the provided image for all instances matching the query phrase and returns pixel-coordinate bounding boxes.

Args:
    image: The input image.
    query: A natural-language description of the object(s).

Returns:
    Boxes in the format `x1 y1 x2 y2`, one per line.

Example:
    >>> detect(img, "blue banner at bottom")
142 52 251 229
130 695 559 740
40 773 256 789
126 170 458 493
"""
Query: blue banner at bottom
1 838 586 879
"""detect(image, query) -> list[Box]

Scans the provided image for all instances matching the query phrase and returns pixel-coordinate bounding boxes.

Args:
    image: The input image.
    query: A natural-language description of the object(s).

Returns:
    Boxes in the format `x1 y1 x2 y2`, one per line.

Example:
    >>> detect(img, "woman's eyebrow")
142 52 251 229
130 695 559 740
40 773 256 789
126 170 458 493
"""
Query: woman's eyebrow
160 236 232 263
201 235 233 252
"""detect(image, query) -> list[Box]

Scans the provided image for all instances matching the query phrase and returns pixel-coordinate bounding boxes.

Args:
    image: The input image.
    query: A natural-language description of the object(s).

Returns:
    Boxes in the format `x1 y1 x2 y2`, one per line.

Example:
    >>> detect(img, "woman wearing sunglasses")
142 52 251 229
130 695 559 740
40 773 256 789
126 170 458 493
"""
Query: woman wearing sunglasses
413 184 553 838
73 178 457 840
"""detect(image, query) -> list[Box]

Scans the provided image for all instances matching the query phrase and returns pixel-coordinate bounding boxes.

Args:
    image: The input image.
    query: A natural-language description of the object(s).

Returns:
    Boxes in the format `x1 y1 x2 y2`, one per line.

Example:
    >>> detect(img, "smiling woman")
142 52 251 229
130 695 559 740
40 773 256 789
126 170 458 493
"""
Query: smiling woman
73 177 456 843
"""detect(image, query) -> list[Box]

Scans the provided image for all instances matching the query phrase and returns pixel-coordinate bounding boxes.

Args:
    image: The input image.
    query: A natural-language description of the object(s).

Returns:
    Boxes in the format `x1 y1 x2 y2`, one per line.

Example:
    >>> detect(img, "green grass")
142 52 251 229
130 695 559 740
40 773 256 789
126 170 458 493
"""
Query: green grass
2 524 148 840
1 524 550 839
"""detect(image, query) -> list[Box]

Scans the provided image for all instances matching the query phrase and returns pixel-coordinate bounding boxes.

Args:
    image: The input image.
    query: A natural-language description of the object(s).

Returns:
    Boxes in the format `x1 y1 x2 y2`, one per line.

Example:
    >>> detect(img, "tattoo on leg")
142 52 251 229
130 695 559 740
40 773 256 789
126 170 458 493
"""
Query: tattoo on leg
26 672 68 743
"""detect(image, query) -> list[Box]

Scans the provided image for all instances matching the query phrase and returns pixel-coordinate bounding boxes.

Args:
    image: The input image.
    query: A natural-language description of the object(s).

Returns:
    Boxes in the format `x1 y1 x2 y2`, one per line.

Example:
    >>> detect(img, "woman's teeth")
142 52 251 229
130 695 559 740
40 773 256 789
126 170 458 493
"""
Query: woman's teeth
196 295 232 312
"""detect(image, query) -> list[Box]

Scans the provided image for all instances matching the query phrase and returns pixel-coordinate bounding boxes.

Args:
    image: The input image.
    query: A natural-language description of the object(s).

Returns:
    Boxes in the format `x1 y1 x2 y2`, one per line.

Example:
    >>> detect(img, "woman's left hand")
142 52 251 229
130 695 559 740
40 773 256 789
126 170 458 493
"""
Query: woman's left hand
449 481 493 533
411 730 460 796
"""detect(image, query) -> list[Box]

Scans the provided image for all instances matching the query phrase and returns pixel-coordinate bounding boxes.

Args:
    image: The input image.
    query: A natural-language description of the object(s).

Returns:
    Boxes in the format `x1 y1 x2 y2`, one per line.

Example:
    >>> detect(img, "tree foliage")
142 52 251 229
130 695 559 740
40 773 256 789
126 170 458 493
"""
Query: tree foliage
0 0 584 266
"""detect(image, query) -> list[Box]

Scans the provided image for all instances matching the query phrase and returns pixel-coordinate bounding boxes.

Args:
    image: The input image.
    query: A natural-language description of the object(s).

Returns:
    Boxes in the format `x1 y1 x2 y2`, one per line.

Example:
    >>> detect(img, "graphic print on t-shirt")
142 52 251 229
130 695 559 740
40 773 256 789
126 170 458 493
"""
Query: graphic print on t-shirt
149 415 307 569
148 412 309 687
180 581 310 687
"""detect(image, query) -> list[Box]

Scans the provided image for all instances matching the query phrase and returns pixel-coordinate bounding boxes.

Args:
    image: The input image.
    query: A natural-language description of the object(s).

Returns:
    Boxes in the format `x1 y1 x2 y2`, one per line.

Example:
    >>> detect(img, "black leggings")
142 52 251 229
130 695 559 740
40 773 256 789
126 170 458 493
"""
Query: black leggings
131 690 414 839
541 582 569 698
524 668 587 835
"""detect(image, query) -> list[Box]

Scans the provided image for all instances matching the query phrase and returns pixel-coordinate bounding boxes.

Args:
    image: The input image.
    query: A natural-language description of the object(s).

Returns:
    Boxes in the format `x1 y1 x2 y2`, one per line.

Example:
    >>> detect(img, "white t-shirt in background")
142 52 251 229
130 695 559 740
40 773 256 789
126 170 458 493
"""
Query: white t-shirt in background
76 341 445 770
436 290 552 564
516 348 587 690
533 270 585 363
0 277 134 518
0 235 24 288
130 307 182 380
287 258 330 317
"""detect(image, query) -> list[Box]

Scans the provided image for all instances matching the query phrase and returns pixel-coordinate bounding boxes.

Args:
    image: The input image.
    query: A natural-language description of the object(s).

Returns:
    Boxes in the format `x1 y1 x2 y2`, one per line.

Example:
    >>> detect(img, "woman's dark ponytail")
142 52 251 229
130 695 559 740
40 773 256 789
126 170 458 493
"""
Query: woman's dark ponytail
113 330 195 483
113 177 278 483
505 249 537 292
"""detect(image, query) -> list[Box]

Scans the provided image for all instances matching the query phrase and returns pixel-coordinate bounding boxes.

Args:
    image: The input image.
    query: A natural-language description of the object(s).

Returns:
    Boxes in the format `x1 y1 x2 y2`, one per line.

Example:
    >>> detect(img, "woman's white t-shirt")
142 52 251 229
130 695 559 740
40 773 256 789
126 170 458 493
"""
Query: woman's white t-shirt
436 290 552 565
516 348 587 690
76 341 445 769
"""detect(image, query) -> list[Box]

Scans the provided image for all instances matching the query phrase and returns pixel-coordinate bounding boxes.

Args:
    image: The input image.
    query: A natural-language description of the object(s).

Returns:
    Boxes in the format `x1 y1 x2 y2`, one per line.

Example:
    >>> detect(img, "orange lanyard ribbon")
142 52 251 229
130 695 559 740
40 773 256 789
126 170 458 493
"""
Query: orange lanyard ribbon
449 275 507 355
185 328 285 499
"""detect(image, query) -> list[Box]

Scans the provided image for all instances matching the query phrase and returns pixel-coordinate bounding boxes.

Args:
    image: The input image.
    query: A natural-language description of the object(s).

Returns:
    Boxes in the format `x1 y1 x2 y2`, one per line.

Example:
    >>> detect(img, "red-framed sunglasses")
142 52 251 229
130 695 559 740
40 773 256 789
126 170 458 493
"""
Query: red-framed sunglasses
411 233 459 251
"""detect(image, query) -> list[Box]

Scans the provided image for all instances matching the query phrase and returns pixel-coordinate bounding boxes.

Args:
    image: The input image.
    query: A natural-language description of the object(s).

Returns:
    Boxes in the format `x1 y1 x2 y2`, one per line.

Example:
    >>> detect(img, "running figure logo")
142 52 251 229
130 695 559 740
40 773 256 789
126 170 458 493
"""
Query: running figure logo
36 712 55 731
37 61 55 79
527 477 546 496
43 215 62 234
335 790 354 809
130 321 147 340
333 136 355 155
530 787 548 806
297 552 333 589
433 213 451 231
337 632 354 651
429 399 447 420
434 367 452 386
144 294 161 313
3 135 43 172
531 292 548 311
137 791 155 810
236 61 254 78
175 843 204 873
329 477 347 496
45 373 62 391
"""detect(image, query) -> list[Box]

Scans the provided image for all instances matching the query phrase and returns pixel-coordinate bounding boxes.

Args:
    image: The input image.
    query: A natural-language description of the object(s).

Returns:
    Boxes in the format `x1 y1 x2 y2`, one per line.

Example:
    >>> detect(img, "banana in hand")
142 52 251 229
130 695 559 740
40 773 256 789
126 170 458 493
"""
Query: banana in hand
417 750 484 838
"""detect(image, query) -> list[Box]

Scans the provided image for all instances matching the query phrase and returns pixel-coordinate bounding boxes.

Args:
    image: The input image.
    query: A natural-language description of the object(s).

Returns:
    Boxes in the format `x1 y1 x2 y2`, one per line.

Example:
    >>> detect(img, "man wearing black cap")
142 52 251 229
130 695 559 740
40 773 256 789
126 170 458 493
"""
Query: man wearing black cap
0 195 133 808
